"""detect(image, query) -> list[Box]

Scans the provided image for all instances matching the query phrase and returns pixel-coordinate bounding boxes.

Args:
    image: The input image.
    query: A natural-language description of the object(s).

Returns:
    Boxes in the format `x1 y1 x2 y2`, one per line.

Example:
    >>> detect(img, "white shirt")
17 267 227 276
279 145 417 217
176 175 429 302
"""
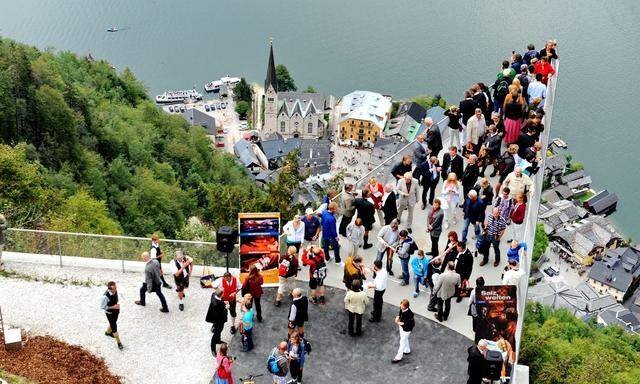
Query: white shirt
502 268 525 286
371 269 388 291
150 242 160 259
170 257 192 278
283 221 305 243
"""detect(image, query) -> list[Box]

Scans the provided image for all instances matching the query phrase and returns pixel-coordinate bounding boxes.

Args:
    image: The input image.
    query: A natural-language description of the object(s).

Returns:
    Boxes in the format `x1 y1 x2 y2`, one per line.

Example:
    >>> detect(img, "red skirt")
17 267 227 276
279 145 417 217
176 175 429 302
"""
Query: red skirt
504 118 521 144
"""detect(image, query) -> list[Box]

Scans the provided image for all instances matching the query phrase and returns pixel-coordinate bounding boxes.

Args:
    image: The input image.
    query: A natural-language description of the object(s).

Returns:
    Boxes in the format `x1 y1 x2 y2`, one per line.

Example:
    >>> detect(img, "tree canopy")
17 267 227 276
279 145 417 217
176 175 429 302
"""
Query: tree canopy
276 64 296 92
235 100 250 119
0 38 271 238
233 77 253 103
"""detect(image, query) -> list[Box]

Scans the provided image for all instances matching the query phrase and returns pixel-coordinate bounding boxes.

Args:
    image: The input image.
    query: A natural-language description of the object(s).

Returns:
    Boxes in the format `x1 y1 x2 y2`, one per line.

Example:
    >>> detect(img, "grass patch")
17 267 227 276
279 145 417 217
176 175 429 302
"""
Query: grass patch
576 190 595 203
0 369 37 384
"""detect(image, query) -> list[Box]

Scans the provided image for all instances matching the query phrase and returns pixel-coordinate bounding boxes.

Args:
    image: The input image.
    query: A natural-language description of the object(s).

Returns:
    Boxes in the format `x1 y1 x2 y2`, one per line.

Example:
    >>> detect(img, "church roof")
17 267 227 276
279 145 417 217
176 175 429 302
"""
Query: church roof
265 41 277 92
277 92 328 118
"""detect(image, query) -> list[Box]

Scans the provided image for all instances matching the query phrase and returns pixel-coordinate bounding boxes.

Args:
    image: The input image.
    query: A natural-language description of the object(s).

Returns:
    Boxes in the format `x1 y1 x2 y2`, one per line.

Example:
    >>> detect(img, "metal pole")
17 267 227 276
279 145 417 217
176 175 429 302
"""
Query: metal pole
225 251 230 273
57 234 62 267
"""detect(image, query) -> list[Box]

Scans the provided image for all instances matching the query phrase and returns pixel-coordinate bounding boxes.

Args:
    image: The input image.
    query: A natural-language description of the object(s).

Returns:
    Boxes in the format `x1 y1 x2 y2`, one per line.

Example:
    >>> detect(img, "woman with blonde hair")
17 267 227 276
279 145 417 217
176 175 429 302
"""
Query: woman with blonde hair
502 87 526 144
441 173 462 229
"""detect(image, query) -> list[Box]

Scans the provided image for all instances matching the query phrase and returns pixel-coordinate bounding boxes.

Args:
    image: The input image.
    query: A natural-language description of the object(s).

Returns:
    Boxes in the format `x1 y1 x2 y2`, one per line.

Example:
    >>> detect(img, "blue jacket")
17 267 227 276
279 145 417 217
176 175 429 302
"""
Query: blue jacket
507 242 527 262
463 197 485 222
287 341 306 367
411 256 430 278
320 209 337 239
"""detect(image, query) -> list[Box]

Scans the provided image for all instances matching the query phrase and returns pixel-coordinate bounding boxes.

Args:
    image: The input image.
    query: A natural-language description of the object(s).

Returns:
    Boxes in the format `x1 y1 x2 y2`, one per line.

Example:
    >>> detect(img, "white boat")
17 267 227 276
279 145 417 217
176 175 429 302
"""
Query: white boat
155 89 202 104
204 76 241 92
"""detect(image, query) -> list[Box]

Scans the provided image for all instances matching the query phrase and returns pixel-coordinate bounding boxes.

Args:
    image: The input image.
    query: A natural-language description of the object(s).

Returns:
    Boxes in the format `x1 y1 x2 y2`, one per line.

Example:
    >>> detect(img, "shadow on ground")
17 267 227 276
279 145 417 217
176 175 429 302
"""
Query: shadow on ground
230 286 469 384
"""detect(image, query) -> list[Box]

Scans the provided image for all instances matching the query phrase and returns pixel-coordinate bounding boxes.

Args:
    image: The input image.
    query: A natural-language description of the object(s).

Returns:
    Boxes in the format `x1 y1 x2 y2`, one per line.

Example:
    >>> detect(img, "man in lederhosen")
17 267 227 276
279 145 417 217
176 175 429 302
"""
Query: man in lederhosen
170 249 193 311
101 281 123 350
150 234 172 289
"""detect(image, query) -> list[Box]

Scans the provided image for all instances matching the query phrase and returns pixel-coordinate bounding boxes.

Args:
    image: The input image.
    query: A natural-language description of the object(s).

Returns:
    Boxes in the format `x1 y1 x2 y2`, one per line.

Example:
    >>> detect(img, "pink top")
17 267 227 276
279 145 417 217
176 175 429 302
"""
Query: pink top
216 354 234 384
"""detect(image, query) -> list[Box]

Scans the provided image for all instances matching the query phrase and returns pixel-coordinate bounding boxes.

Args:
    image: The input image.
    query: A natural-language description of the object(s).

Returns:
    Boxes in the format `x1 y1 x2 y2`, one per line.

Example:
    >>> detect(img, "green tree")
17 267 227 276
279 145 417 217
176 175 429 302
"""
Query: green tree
265 150 305 221
233 78 253 103
48 190 121 234
276 64 297 92
533 223 549 263
303 85 316 93
235 100 251 119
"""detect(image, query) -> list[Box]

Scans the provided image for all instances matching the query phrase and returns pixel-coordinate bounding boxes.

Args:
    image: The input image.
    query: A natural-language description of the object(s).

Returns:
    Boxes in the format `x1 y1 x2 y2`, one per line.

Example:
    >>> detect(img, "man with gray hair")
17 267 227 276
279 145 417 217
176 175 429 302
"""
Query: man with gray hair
396 171 419 233
135 251 169 312
288 288 309 337
170 249 193 311
381 182 398 225
412 134 428 165
467 339 489 384
461 189 484 243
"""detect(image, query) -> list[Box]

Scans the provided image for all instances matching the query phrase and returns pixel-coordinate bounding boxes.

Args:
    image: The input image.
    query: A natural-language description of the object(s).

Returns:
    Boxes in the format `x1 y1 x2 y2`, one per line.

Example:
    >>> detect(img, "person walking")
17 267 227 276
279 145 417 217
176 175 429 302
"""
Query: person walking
381 182 398 225
170 249 192 311
354 189 376 248
338 182 356 237
441 173 462 229
149 234 172 289
344 279 368 336
346 218 365 257
287 332 307 384
453 241 474 303
426 199 444 257
221 272 240 334
213 342 234 384
288 288 309 337
301 245 327 305
242 265 264 322
301 207 322 247
433 261 461 322
367 259 387 323
101 281 123 350
268 342 289 384
135 251 169 312
376 219 400 275
396 171 419 233
275 246 299 307
395 230 415 286
411 250 430 298
481 207 508 267
392 299 415 363
283 215 305 253
320 202 341 263
206 288 227 355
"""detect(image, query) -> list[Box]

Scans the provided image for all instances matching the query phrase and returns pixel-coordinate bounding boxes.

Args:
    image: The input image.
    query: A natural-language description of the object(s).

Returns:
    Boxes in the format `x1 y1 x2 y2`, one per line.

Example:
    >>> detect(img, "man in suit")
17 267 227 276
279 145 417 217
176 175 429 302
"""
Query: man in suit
396 172 419 233
381 183 398 225
414 156 441 210
433 261 460 322
426 199 444 256
424 117 443 158
135 251 169 312
453 241 474 303
461 154 480 201
412 134 429 165
467 340 489 384
441 146 464 181
459 90 477 127
205 287 227 355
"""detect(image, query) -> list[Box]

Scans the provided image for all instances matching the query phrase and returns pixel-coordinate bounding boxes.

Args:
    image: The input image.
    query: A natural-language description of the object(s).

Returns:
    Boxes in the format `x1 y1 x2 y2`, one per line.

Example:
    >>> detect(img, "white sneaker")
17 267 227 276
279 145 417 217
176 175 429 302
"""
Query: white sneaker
444 221 449 229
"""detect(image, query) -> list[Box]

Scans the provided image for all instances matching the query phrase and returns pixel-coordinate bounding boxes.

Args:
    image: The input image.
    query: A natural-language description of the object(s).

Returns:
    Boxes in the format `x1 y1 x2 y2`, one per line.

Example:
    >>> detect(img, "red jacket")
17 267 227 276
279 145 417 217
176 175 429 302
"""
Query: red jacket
221 276 239 301
367 182 384 209
243 274 264 298
510 202 526 224
533 61 555 84
301 248 326 279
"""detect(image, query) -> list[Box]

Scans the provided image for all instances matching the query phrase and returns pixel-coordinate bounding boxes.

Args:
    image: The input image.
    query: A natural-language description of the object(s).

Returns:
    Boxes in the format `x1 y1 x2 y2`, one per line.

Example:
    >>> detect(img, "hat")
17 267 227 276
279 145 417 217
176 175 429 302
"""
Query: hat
305 208 314 215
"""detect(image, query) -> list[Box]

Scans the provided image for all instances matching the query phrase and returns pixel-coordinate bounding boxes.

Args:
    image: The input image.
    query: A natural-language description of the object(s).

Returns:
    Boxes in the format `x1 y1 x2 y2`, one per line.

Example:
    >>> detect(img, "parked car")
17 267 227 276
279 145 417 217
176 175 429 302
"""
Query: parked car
168 106 174 112
179 106 186 113
204 104 210 112
221 102 227 109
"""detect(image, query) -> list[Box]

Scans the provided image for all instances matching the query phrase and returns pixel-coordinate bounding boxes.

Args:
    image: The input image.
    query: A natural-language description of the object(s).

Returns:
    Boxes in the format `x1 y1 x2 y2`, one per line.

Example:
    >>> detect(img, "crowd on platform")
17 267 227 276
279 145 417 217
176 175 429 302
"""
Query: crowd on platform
98 40 556 384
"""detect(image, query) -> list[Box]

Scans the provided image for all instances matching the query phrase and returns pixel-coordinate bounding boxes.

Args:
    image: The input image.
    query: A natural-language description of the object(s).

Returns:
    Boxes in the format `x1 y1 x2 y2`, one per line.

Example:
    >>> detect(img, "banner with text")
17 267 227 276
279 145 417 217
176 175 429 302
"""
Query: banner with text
475 285 518 348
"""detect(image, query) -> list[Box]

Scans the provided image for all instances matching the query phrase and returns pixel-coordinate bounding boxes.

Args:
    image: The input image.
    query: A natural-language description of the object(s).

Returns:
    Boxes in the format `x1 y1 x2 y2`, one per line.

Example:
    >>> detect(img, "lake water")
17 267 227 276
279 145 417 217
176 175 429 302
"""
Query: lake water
1 0 639 240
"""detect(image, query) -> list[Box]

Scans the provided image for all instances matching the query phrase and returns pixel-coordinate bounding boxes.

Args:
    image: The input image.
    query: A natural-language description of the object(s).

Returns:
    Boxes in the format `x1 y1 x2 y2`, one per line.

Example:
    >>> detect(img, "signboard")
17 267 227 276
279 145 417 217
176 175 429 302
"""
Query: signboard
475 285 518 348
238 212 281 285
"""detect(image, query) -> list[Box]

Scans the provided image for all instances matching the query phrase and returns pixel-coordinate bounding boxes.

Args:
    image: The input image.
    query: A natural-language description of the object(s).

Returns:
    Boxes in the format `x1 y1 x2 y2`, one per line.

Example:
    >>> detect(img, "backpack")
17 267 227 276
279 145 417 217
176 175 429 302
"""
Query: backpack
406 237 418 256
495 79 509 100
303 338 312 354
278 257 291 277
267 349 288 376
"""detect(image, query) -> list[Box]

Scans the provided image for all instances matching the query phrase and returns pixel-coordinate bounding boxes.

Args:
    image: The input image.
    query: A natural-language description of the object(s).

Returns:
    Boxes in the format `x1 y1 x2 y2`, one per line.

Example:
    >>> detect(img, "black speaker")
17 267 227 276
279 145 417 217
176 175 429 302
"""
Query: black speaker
216 226 238 253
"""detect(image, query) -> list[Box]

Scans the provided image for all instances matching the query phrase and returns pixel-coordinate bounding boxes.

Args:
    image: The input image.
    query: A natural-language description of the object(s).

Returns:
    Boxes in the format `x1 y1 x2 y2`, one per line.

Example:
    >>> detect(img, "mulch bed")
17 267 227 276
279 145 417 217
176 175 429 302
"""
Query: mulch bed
0 330 122 384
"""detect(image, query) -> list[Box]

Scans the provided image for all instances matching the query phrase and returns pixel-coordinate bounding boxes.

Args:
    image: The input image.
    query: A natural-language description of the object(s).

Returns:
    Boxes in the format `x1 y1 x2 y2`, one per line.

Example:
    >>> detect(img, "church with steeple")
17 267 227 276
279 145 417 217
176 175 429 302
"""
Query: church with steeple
262 40 333 139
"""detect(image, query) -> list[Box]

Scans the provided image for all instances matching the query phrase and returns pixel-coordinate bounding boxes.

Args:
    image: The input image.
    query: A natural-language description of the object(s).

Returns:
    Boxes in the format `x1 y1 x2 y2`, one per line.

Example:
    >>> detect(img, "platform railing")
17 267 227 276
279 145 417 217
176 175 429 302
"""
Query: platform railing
2 228 238 272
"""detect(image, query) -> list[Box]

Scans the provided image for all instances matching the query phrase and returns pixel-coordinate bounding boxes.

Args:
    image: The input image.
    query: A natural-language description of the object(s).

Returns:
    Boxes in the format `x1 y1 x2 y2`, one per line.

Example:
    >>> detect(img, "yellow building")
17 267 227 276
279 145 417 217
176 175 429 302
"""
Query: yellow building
338 90 391 148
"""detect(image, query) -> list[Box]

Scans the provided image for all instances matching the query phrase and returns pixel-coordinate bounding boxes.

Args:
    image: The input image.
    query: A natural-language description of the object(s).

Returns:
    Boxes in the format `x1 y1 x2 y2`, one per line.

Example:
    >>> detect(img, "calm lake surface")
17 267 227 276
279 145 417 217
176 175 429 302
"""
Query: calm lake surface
1 0 638 239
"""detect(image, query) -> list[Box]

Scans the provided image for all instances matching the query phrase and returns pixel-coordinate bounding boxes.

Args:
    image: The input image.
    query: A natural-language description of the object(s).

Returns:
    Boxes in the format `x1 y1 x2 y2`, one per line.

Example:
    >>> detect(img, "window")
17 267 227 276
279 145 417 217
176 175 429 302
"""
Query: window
268 97 274 102
280 121 285 132
308 122 313 133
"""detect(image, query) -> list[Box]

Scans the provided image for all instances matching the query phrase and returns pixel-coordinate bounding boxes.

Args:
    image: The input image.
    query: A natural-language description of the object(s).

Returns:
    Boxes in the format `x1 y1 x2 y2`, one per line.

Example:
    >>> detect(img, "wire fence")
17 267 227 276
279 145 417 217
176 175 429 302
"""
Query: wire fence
2 228 238 272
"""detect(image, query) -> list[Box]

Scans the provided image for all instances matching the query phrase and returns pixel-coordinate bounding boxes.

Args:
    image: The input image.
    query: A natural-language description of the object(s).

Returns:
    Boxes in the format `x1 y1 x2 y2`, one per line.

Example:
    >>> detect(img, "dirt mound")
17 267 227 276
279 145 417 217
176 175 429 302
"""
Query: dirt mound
0 331 122 384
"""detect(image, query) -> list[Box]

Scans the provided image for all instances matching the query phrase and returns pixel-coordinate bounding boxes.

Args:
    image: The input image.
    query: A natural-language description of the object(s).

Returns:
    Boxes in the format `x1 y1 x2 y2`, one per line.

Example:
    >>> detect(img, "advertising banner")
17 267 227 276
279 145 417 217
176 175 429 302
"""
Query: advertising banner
475 285 518 348
238 212 281 285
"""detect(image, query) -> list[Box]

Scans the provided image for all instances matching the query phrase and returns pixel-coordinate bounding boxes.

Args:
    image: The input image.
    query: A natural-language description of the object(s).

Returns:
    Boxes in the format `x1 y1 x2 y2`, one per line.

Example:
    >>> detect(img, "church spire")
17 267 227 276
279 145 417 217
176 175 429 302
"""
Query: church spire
265 38 277 92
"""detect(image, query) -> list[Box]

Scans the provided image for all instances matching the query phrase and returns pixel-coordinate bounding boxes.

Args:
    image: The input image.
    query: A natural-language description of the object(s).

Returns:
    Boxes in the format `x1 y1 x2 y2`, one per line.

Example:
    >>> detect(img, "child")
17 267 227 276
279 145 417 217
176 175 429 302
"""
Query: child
240 298 255 352
410 250 430 298
346 218 365 258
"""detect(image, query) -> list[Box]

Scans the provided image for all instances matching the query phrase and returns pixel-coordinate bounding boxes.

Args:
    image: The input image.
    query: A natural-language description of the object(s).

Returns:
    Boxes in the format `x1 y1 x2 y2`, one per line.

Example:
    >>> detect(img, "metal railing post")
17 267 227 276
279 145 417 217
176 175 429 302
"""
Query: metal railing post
120 238 125 273
57 234 63 267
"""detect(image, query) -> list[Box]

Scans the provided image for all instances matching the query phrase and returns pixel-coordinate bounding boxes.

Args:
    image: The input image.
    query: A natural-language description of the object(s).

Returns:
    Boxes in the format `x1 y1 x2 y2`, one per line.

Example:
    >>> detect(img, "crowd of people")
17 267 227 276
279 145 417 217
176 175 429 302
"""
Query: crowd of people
99 41 555 384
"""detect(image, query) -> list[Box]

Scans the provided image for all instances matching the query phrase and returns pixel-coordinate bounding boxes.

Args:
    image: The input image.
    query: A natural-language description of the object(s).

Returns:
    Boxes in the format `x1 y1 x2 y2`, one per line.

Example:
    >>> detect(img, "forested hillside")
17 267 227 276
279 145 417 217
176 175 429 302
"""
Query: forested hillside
0 37 275 238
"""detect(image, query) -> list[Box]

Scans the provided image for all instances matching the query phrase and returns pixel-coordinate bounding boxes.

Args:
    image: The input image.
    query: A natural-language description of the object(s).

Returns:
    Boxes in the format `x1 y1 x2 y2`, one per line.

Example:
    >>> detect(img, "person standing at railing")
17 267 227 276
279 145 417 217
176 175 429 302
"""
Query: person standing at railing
354 189 376 249
101 281 123 350
301 208 321 248
320 202 341 265
396 171 419 234
424 117 443 158
337 182 356 238
391 155 413 181
135 251 169 313
283 215 305 254
508 193 527 242
149 234 172 289
412 134 429 165
170 250 192 312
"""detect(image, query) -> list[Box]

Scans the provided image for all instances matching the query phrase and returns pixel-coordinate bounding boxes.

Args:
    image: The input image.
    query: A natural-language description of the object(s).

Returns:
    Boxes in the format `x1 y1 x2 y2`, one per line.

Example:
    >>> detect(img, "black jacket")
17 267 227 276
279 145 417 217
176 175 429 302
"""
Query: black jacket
425 124 443 157
441 153 464 181
461 163 480 189
414 159 441 186
398 308 415 332
459 98 476 125
391 161 413 180
354 197 376 228
382 193 398 225
205 294 227 325
454 249 474 281
466 345 487 384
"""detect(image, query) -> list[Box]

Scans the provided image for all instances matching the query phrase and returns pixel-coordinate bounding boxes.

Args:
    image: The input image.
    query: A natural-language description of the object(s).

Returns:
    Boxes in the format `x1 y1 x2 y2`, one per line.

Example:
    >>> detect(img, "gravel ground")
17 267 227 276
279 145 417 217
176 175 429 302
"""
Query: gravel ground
0 262 231 384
